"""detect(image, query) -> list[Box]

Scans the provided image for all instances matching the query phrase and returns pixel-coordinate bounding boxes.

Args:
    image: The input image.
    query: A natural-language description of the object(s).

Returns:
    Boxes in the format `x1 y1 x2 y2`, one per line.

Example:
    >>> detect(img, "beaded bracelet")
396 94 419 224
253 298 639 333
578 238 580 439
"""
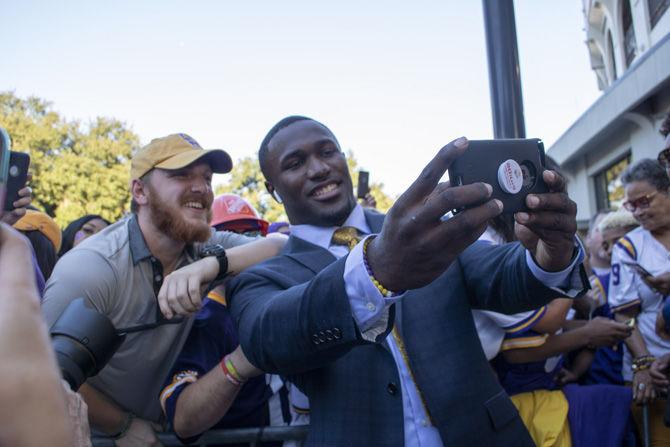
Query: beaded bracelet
632 355 656 373
634 355 656 363
362 236 400 298
632 362 652 373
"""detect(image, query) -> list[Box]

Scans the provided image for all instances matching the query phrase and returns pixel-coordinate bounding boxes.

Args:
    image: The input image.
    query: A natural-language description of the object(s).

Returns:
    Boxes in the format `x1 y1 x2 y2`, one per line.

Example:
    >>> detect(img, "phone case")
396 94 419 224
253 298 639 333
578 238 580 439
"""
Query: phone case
447 139 548 214
357 171 370 199
5 151 30 211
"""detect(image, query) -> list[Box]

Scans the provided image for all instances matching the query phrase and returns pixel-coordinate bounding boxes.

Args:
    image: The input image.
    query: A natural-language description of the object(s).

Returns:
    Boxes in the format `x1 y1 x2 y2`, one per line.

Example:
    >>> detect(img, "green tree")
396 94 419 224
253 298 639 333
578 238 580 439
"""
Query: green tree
0 92 139 226
215 150 395 223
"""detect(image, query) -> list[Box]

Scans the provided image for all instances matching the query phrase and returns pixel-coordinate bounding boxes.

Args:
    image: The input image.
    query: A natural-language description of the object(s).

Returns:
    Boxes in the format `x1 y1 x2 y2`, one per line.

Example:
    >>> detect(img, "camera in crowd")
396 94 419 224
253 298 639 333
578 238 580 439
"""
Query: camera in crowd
50 298 125 391
50 298 183 390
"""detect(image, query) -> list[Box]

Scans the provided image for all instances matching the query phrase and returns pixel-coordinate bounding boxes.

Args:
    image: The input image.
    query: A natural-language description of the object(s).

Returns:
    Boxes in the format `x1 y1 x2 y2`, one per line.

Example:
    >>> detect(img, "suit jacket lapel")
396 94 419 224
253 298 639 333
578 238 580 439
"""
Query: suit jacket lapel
283 235 337 275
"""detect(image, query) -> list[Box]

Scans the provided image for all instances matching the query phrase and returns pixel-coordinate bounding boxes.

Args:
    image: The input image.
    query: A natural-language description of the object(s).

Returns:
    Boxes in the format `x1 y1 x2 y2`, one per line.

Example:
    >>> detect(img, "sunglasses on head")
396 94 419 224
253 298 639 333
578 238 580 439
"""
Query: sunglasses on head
622 191 657 212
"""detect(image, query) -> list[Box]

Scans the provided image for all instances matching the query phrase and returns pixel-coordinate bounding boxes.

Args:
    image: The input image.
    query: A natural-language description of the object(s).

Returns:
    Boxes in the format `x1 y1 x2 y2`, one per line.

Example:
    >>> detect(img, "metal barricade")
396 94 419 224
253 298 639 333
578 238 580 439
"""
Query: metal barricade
92 425 309 447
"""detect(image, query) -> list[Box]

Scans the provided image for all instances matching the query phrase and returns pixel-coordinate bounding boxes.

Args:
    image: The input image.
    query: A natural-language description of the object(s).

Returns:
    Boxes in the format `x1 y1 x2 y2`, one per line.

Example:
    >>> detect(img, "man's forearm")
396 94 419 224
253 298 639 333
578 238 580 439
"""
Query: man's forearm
226 237 285 275
78 383 128 435
571 349 595 377
173 366 242 438
503 328 588 364
534 298 573 334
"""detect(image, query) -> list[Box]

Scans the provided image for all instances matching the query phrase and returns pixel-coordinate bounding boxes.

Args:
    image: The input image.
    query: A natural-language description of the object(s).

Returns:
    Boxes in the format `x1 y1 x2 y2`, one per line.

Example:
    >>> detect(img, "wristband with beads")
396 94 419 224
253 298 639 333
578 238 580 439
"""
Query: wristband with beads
362 236 401 298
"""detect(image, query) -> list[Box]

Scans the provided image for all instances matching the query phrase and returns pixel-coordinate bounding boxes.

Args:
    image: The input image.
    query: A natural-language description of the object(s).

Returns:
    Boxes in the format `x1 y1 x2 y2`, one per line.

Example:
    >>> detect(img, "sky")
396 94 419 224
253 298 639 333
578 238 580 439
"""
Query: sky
1 0 602 196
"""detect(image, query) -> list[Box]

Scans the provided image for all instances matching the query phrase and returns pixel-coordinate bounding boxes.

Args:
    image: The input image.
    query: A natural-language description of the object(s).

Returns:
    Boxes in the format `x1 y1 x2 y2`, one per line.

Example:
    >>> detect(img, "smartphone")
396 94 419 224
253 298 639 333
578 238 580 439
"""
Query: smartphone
0 129 11 212
447 139 549 214
4 151 30 211
621 260 653 278
357 170 370 199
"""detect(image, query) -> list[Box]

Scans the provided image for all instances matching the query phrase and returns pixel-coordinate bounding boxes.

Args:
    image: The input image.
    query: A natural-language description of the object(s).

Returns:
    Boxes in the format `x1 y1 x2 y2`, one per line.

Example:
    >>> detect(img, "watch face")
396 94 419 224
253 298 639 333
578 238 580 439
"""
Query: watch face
201 244 225 257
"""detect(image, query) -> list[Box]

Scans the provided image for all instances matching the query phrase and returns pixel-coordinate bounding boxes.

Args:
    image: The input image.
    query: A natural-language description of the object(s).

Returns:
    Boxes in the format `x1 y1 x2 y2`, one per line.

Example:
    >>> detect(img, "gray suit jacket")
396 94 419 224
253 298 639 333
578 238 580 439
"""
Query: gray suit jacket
229 210 577 446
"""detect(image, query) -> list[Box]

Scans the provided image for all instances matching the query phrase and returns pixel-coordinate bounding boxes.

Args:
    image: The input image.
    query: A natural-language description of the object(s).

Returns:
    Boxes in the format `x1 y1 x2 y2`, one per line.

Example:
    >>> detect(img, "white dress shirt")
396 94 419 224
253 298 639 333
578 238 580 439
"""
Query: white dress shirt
290 204 584 447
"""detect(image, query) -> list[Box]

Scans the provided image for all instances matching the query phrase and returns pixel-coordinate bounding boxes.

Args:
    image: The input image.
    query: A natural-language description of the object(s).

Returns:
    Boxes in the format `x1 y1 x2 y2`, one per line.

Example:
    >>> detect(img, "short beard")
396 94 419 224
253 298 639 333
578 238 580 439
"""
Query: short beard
147 185 212 244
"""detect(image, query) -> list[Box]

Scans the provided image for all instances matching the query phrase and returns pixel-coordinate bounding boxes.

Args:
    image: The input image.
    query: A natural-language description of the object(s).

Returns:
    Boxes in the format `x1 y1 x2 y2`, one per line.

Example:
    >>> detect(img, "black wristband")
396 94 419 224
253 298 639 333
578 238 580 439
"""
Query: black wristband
201 244 228 281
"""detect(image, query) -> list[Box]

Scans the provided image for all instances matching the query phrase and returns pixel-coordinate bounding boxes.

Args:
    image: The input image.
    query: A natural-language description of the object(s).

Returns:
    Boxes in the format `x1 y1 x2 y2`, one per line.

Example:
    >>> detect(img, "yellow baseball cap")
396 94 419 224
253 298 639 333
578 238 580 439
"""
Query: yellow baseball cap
13 210 63 252
130 133 233 180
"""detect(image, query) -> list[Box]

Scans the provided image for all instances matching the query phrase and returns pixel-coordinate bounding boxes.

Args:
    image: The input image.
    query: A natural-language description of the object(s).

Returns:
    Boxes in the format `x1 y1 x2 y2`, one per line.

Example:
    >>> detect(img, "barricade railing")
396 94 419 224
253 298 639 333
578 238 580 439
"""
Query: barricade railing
91 425 309 446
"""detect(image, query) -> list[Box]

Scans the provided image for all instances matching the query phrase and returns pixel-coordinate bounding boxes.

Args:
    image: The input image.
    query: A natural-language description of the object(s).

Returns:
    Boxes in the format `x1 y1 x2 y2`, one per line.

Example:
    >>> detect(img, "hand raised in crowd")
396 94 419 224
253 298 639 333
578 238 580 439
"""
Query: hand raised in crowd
642 272 670 296
0 174 32 225
513 170 578 272
115 417 163 447
583 316 633 349
367 137 503 291
361 192 377 209
650 354 670 395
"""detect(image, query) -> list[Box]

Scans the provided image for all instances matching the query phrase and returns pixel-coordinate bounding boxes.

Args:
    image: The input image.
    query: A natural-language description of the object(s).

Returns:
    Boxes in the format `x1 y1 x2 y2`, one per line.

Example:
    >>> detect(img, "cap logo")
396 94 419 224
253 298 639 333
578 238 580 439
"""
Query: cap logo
225 197 247 214
178 133 202 149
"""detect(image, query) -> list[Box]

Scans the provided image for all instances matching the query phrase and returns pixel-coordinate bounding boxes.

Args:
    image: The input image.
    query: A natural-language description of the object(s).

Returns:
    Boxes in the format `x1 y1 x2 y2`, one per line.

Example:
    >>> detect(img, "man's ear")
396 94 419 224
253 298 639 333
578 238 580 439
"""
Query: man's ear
265 181 283 204
132 179 150 207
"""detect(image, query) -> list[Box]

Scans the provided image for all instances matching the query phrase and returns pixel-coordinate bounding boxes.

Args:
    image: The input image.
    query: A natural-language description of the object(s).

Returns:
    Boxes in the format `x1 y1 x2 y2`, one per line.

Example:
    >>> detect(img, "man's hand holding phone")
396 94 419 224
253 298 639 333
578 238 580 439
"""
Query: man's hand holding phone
1 179 32 226
0 129 32 225
513 169 578 272
367 137 580 291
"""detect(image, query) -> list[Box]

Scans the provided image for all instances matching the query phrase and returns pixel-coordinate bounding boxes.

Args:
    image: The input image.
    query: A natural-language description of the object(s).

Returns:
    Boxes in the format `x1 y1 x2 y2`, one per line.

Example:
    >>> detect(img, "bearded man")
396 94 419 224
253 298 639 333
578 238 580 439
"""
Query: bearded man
42 134 285 446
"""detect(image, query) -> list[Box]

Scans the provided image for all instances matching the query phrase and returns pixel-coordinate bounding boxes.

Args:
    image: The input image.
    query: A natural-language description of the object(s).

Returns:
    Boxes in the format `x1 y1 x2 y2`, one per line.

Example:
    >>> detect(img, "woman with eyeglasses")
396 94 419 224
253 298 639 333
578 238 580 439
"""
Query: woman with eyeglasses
608 158 670 445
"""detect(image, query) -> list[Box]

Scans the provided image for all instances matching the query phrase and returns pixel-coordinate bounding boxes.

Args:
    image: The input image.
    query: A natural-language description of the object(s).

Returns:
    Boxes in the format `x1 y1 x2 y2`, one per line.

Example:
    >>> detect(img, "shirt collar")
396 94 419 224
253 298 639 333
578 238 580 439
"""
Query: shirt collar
128 214 198 265
289 204 370 251
128 214 152 265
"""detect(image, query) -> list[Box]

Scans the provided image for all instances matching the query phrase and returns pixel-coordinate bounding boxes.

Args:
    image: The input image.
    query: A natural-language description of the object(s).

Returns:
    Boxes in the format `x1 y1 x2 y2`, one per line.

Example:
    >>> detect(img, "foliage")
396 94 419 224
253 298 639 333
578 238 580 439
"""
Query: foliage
0 92 139 226
215 150 395 223
0 91 395 227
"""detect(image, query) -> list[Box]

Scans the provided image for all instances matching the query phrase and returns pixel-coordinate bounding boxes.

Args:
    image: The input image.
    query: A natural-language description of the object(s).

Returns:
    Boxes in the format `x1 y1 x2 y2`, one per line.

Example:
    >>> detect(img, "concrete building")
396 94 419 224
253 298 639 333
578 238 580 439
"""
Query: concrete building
548 0 670 228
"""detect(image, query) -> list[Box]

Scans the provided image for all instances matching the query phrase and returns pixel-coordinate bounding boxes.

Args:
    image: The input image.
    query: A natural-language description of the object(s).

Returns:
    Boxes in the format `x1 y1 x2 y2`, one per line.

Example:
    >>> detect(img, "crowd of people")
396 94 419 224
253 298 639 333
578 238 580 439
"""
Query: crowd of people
0 112 669 446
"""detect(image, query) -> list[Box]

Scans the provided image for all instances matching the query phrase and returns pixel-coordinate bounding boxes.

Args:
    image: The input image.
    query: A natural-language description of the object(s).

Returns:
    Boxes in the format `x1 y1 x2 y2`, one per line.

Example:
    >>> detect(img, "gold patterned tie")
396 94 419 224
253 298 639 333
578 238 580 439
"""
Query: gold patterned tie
331 226 361 251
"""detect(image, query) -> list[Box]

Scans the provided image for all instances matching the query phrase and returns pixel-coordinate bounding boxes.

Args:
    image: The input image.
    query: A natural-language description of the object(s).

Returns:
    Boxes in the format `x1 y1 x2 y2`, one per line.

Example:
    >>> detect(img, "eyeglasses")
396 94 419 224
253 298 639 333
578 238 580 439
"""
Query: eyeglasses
622 191 657 212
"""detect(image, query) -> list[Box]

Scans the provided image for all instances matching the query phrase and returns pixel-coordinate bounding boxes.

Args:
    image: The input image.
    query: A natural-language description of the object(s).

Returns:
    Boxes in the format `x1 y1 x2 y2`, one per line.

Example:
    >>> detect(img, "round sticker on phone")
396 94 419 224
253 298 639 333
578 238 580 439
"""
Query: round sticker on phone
497 159 523 194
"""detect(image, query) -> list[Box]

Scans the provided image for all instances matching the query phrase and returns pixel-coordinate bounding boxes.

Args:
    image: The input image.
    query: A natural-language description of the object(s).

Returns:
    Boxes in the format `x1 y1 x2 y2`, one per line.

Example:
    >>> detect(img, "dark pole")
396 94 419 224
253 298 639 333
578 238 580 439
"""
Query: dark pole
482 0 526 138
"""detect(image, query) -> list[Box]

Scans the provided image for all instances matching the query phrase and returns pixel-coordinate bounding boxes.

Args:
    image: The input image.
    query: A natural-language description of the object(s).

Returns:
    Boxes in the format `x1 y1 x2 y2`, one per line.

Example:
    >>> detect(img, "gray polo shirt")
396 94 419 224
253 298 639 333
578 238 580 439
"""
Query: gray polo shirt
42 215 252 423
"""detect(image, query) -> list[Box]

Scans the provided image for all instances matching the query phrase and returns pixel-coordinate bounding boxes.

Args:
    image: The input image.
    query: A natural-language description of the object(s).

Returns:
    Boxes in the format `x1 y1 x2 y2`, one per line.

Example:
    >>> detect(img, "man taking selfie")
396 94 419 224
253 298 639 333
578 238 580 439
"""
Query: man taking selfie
228 116 589 447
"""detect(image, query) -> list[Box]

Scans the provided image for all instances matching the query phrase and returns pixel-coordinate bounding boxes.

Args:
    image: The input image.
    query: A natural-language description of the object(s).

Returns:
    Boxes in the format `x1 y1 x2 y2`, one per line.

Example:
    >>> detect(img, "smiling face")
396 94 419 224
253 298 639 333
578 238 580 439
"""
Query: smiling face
624 180 670 233
264 119 356 226
142 161 214 243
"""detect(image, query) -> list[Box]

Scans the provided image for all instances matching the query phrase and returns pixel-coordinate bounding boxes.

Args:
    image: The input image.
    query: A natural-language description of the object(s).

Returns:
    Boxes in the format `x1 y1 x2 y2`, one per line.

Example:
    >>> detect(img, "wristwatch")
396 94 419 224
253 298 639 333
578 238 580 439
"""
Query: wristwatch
200 244 229 281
